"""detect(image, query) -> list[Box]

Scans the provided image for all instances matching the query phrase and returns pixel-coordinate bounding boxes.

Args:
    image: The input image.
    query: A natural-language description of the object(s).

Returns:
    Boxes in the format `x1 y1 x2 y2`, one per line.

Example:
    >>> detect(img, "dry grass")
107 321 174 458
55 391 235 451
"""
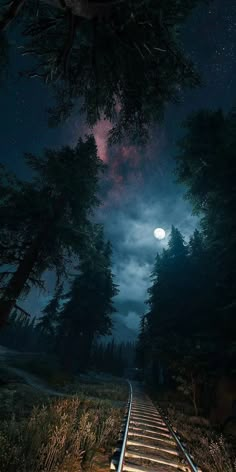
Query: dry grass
0 366 126 472
0 396 122 472
70 380 128 403
152 389 236 472
166 406 236 472
0 358 127 471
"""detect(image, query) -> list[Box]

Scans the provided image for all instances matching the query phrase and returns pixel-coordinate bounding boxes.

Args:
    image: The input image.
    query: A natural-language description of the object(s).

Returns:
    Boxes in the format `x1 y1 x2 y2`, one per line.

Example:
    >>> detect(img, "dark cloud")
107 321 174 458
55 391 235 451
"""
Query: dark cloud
0 0 235 342
92 0 236 341
95 147 198 341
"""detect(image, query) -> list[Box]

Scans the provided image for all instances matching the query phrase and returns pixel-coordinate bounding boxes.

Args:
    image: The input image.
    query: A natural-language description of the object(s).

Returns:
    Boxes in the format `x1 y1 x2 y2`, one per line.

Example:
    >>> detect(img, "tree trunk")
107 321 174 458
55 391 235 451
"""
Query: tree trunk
77 331 94 371
0 194 66 326
0 0 26 32
0 234 42 326
191 373 199 416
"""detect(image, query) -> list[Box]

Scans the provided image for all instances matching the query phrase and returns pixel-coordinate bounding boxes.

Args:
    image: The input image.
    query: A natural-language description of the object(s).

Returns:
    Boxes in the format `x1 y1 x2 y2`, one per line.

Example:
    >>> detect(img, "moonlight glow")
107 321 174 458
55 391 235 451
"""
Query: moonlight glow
154 228 166 240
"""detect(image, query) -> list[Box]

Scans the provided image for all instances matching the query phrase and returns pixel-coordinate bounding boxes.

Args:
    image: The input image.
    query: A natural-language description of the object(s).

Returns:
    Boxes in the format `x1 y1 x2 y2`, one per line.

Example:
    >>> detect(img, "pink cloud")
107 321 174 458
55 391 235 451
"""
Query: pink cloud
69 116 167 208
92 119 167 208
93 119 113 162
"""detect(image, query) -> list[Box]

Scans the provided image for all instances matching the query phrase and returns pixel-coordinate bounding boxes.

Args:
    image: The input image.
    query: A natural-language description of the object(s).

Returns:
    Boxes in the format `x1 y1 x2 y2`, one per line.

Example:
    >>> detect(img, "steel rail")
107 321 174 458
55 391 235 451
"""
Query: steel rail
158 406 200 472
117 380 133 472
116 381 201 472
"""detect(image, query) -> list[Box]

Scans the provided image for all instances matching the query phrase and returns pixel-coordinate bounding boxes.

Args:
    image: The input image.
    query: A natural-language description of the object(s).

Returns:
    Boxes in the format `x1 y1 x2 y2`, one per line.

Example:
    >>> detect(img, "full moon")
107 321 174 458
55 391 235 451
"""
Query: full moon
154 228 166 240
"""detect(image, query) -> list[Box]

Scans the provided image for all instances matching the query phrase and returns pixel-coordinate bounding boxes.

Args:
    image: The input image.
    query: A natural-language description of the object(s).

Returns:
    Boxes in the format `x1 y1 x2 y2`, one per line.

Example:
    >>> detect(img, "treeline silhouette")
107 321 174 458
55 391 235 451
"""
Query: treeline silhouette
0 0 210 381
137 108 236 421
0 136 123 373
92 340 135 376
0 311 135 375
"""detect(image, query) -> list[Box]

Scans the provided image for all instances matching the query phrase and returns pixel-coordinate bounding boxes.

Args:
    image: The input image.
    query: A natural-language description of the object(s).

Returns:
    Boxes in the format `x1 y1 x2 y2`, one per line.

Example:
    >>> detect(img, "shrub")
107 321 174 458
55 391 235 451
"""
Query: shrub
166 406 236 472
0 397 122 472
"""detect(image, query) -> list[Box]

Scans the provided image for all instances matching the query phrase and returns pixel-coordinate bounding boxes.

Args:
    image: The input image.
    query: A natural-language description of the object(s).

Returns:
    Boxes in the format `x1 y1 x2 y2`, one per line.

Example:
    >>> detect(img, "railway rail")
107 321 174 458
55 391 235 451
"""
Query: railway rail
111 381 201 472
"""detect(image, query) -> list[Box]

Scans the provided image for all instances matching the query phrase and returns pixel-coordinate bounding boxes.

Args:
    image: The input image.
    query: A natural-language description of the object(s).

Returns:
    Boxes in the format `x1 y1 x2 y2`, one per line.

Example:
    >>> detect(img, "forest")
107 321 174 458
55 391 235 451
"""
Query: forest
137 109 236 418
0 0 236 471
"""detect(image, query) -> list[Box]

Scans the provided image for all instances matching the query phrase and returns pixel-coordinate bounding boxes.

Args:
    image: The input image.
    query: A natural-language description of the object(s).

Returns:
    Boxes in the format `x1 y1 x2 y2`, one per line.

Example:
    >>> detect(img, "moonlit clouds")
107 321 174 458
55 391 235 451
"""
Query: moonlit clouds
18 135 198 341
114 259 150 304
112 311 141 341
98 174 198 339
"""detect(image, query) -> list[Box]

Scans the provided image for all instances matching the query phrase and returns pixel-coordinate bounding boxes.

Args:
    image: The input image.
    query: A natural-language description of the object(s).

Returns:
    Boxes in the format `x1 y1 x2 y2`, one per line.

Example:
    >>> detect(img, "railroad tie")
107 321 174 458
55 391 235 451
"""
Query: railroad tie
110 381 201 472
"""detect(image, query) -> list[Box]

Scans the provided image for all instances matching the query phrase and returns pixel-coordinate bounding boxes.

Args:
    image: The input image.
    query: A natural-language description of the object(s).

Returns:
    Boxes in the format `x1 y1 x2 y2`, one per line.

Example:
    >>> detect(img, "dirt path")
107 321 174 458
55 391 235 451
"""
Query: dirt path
0 344 71 397
6 365 72 397
0 345 125 405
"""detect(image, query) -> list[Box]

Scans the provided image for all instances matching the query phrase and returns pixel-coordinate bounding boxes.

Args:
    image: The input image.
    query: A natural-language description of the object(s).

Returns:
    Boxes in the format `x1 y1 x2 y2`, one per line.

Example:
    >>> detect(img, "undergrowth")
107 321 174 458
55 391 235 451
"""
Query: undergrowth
72 381 128 402
151 386 236 472
0 396 122 472
166 406 236 472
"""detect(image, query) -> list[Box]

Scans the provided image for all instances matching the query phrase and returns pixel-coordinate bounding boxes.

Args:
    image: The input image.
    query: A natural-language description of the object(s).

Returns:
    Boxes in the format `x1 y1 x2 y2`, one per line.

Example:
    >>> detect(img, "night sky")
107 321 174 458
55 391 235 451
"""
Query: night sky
1 0 235 341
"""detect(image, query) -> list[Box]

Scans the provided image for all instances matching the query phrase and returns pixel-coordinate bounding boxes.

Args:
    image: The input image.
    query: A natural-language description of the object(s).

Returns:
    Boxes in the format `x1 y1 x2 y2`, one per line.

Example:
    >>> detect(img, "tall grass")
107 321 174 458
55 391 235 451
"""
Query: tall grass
166 406 236 472
72 381 128 402
0 397 122 472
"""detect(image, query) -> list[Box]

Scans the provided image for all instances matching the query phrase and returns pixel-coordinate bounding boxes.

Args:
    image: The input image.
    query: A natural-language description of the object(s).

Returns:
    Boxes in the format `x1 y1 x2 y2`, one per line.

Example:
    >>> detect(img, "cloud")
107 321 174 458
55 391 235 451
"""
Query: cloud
18 118 198 343
97 165 198 340
93 119 113 162
93 121 167 208
114 258 150 304
110 311 141 342
123 311 141 331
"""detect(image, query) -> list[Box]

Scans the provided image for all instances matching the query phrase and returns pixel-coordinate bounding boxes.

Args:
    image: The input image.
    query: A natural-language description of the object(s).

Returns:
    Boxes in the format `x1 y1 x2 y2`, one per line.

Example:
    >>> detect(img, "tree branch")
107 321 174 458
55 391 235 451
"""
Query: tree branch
0 0 26 32
59 9 79 77
15 304 31 317
22 18 59 37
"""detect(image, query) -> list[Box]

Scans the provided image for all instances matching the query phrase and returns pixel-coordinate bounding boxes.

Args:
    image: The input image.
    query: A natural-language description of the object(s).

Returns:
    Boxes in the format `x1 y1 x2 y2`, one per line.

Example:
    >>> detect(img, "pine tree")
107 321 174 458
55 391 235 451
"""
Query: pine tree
143 224 225 396
0 136 104 326
168 226 188 259
189 229 204 259
176 108 236 341
0 0 202 142
57 229 118 372
147 227 189 337
38 283 63 336
136 315 149 370
187 229 216 332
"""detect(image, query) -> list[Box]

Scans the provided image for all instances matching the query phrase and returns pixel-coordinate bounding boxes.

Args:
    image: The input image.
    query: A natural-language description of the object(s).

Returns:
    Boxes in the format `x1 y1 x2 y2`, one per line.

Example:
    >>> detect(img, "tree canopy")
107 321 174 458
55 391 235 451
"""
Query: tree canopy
38 282 63 336
176 108 236 324
0 0 202 142
0 135 104 324
57 228 118 371
136 225 220 412
137 109 236 413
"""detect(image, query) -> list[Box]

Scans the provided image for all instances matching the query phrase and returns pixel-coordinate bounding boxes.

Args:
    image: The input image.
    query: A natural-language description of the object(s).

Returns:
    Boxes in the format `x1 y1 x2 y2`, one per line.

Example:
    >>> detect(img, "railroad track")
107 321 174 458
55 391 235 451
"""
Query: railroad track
111 381 201 472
